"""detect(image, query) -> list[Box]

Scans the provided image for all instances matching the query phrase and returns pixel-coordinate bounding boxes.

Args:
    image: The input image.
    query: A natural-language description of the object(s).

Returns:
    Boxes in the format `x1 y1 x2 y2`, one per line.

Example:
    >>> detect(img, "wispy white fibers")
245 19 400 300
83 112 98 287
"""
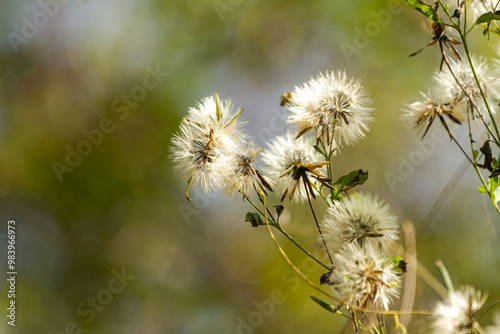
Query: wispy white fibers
401 91 467 139
261 132 324 202
170 94 245 194
322 243 401 311
286 70 373 148
224 141 274 201
321 192 399 253
402 56 500 140
434 56 500 119
432 285 487 334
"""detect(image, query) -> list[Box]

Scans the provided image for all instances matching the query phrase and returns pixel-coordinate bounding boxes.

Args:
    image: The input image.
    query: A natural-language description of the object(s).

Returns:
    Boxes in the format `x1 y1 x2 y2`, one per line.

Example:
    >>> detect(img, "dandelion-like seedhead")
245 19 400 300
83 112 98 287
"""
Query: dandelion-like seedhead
285 70 373 148
434 56 500 119
224 141 274 200
402 91 467 140
321 192 399 253
261 132 327 202
432 285 487 334
169 95 245 193
322 243 401 311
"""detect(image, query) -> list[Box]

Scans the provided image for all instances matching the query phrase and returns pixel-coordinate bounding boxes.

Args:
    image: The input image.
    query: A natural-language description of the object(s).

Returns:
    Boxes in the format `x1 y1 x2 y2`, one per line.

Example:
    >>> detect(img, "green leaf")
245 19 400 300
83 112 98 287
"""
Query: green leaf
274 205 284 219
477 185 488 194
493 158 499 169
405 0 443 24
245 212 264 227
489 177 498 198
491 165 500 178
310 296 337 313
476 10 500 25
478 140 494 172
392 256 408 275
392 255 403 266
332 169 369 191
473 150 479 160
313 145 326 156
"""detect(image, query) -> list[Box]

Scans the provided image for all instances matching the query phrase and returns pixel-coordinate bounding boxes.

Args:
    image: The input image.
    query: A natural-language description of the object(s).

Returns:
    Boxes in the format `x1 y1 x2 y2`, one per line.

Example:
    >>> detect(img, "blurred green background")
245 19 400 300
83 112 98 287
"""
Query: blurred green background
0 0 499 333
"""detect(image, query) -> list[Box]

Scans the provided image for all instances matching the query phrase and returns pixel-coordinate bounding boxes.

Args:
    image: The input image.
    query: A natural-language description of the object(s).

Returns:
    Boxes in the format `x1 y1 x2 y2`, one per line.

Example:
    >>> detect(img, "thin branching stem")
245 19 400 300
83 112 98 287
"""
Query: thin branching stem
460 36 500 143
466 112 500 214
451 135 475 165
304 178 334 265
441 0 500 142
442 53 499 143
260 190 433 317
245 196 330 269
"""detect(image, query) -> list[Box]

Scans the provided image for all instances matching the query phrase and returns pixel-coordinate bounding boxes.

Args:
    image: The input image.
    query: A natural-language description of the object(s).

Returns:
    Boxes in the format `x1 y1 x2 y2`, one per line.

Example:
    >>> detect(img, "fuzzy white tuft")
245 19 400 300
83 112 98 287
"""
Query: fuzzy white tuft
324 243 401 311
286 70 373 148
169 95 245 192
432 285 487 334
321 192 399 253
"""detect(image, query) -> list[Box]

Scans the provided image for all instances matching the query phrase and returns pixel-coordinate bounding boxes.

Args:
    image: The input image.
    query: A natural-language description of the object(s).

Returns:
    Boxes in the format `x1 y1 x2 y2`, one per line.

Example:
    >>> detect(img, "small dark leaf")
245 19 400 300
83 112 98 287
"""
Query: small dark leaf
319 267 336 285
392 256 408 276
491 165 500 178
295 126 312 139
476 10 500 25
310 296 342 314
478 140 494 172
451 8 461 19
398 260 408 275
245 212 264 227
274 205 284 218
332 169 369 191
409 47 425 57
314 145 326 156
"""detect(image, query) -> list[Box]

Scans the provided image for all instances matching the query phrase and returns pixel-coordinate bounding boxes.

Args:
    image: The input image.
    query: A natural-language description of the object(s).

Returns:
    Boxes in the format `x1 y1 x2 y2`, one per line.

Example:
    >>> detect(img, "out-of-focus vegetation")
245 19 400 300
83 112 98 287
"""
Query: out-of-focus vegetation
0 0 499 333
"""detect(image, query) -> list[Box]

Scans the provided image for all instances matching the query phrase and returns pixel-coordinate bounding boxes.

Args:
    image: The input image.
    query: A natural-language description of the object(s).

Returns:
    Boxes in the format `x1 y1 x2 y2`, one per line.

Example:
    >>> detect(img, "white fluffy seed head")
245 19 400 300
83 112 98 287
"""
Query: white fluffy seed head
169 95 246 192
261 132 323 203
321 192 399 253
434 56 500 119
401 91 467 138
432 285 487 334
223 141 275 200
325 243 401 311
286 70 373 148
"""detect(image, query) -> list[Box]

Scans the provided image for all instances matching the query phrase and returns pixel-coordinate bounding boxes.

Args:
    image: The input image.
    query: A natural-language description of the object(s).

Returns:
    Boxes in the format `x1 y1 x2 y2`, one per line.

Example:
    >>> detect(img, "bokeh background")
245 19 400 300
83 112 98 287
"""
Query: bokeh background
0 0 499 333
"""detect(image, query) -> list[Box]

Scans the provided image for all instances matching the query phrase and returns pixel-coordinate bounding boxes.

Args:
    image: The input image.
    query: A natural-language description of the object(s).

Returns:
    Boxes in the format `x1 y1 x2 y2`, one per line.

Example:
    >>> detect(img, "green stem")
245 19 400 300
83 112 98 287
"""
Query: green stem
467 113 500 214
457 25 500 143
442 52 498 143
304 178 334 265
439 1 500 215
435 260 454 293
312 182 329 205
245 197 330 269
275 225 330 270
318 137 335 198
185 177 193 202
